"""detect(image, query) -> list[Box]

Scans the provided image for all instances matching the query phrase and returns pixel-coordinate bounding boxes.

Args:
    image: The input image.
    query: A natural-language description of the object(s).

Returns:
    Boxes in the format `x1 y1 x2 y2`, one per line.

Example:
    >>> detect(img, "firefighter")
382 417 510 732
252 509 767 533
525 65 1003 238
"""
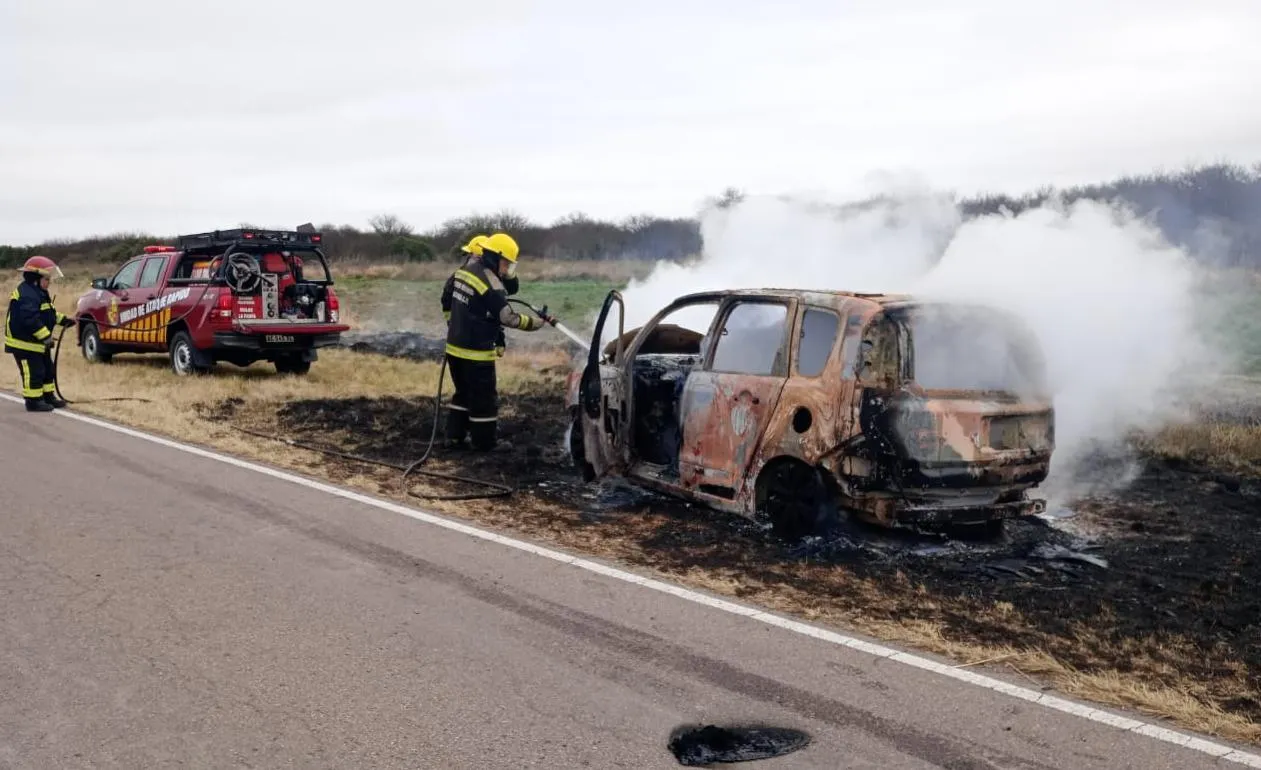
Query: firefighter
439 232 556 451
446 233 519 358
5 256 75 412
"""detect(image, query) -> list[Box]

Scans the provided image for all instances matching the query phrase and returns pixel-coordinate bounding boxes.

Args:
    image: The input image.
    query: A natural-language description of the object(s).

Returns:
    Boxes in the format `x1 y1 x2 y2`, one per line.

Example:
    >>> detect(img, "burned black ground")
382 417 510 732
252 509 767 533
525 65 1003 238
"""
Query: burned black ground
223 387 1261 733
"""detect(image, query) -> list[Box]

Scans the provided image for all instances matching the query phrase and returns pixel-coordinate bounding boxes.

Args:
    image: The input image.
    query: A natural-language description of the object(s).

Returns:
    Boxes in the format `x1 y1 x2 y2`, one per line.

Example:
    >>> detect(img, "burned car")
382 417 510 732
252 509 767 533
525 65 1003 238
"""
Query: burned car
564 289 1055 539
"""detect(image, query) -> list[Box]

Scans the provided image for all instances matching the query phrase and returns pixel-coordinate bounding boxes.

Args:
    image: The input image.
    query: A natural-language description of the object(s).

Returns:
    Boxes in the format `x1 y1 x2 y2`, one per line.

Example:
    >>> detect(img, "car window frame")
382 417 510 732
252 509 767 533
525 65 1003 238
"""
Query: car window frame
111 258 144 291
793 304 841 378
138 256 168 289
704 297 793 378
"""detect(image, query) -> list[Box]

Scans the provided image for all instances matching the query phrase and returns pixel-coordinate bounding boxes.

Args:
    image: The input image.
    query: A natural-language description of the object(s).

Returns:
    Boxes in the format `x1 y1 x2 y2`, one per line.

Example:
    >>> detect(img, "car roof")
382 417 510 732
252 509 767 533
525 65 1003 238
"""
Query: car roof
670 288 915 307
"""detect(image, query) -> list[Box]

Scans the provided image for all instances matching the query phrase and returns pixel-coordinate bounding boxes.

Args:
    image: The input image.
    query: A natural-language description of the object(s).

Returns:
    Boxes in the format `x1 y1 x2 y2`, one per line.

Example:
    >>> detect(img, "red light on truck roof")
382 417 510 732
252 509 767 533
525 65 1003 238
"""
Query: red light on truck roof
311 235 321 242
143 245 176 253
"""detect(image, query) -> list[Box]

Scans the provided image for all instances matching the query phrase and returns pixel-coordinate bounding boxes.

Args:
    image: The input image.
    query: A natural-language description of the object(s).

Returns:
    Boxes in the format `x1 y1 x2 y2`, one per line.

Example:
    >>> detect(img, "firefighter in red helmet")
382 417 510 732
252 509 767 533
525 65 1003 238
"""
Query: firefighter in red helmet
5 256 74 411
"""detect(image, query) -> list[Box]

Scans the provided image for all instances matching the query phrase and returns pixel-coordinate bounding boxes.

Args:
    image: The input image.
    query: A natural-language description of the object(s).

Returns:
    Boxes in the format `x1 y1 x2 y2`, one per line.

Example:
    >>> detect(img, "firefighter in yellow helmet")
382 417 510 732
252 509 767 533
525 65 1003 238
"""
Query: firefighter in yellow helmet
439 232 557 451
5 256 74 412
443 233 523 357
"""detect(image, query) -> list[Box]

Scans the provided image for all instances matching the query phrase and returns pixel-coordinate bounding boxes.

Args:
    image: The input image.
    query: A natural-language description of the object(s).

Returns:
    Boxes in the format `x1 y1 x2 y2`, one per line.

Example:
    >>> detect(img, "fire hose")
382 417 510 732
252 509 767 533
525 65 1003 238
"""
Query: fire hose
229 298 586 502
47 277 225 405
45 289 583 502
48 324 154 404
231 353 515 502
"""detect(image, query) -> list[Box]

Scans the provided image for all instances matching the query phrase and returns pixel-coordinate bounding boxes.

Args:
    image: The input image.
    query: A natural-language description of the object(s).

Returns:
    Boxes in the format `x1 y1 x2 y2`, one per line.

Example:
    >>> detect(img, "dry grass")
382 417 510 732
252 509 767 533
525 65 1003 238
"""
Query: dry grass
1139 422 1261 474
11 275 1260 747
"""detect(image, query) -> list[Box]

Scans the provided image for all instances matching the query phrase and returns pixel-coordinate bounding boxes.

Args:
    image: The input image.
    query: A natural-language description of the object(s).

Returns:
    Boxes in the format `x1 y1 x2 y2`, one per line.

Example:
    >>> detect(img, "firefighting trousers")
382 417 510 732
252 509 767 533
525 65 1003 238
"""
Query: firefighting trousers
444 354 498 450
11 350 55 404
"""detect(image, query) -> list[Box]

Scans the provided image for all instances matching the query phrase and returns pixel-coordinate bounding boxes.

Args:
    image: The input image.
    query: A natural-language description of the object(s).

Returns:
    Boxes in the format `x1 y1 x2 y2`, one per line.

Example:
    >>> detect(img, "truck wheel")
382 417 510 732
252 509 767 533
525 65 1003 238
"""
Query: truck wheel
169 331 210 376
275 358 311 375
80 322 113 364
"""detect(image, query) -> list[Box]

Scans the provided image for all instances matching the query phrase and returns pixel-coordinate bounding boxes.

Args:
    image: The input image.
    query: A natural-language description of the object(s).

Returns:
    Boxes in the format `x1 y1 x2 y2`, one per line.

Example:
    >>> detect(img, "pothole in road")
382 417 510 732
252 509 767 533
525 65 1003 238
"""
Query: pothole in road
668 724 812 765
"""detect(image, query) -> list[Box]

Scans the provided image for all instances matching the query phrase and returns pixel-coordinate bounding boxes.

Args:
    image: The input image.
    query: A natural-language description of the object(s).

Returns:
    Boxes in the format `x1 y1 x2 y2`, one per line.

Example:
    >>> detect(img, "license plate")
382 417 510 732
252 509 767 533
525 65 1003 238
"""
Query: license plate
265 334 296 344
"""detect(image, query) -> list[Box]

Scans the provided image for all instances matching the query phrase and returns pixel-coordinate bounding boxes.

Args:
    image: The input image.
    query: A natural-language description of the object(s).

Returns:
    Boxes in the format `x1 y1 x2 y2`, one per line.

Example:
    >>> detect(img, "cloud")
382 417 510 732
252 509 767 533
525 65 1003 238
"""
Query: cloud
3 0 1261 242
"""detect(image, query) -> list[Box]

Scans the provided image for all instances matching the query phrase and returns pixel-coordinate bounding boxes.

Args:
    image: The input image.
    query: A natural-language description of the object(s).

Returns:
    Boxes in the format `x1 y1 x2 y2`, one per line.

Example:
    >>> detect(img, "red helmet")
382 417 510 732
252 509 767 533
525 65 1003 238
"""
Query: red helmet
18 255 63 279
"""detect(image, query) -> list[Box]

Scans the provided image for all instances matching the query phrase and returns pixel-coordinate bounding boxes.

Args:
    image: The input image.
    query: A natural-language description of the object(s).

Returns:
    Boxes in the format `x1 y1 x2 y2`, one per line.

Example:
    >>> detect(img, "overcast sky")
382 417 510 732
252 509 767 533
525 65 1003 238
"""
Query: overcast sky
3 0 1260 244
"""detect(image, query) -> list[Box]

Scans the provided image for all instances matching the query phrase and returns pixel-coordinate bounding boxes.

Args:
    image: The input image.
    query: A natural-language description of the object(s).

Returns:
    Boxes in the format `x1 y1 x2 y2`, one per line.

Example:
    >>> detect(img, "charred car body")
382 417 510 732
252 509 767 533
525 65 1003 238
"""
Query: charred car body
565 289 1055 538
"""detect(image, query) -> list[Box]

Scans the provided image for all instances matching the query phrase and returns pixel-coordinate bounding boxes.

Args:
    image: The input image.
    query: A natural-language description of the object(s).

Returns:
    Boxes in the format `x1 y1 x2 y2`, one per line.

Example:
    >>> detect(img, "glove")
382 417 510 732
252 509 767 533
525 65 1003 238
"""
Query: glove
58 317 75 329
495 329 506 358
538 305 558 326
495 345 505 358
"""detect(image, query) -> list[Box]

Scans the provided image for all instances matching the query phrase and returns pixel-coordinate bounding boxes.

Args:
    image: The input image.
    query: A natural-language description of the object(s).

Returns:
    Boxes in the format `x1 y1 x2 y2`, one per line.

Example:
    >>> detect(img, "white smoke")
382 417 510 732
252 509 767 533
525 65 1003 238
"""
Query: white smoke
612 180 1234 503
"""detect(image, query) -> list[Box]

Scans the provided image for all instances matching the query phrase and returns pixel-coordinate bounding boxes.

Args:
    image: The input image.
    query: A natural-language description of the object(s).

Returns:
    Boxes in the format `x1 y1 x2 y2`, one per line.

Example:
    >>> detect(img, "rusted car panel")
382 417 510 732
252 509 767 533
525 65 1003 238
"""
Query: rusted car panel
566 288 1055 537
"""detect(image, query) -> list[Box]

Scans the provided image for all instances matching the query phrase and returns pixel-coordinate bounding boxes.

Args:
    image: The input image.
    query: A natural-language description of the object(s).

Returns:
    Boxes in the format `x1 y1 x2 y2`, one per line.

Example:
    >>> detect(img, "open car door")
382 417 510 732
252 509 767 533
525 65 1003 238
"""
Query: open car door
575 290 629 479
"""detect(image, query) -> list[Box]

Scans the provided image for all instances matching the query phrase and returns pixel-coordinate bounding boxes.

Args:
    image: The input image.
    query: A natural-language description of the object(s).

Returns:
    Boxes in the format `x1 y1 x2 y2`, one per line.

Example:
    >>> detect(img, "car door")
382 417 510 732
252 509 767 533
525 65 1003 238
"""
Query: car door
99 258 145 345
772 303 850 460
677 297 794 500
575 290 630 478
127 255 170 348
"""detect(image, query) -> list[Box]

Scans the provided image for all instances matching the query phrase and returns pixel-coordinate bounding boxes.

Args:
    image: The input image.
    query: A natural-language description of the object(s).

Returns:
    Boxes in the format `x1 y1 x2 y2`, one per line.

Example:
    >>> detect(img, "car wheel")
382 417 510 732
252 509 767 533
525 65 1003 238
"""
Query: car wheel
169 331 209 376
757 460 838 541
80 322 113 364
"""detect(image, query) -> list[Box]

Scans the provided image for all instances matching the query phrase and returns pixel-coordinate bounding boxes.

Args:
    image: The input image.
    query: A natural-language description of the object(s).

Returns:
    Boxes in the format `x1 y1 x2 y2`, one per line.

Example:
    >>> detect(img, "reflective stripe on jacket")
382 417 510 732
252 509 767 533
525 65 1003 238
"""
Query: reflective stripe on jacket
440 258 540 361
4 281 53 354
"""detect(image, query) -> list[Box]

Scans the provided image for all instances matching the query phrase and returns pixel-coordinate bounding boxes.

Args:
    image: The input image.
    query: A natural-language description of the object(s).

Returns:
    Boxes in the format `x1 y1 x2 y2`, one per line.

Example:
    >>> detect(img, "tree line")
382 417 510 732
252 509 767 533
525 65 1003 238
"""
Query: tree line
3 163 1260 269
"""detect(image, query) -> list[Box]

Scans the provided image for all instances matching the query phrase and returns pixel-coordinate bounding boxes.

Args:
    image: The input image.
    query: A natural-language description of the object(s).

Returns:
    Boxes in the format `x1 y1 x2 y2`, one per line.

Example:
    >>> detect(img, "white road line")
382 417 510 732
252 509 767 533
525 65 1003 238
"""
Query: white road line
5 391 1260 767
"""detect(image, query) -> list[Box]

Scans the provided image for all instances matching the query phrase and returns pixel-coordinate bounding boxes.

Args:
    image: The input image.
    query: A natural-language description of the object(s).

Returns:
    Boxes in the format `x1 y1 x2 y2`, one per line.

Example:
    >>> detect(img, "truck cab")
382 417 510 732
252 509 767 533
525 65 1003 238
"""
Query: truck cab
75 229 350 376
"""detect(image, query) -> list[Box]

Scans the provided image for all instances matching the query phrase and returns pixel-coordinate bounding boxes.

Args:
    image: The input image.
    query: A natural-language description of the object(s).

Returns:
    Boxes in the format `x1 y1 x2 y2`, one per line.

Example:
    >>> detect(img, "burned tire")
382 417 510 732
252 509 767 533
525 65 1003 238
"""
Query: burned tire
952 519 1005 541
169 331 210 376
757 460 838 541
79 321 113 364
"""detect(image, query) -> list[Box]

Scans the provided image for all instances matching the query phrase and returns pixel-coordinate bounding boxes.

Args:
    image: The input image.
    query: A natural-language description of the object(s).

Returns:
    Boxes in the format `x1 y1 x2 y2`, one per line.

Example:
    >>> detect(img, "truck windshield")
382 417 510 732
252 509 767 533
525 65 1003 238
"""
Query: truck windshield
899 304 1047 394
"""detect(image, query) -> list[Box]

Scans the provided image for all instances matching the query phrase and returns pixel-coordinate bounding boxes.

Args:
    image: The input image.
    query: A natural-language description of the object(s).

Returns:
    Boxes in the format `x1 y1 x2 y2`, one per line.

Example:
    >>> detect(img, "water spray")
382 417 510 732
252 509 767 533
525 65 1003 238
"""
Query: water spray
509 299 591 351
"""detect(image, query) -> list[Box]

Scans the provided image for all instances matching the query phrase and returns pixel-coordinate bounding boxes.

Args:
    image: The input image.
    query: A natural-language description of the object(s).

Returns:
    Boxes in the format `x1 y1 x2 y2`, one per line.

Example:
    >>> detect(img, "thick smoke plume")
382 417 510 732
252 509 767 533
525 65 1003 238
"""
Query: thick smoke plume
614 182 1234 505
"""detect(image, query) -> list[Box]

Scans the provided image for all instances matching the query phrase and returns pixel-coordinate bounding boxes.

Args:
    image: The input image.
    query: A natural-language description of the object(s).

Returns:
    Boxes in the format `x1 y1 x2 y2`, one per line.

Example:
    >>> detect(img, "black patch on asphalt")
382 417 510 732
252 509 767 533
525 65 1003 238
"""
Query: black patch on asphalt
668 724 811 765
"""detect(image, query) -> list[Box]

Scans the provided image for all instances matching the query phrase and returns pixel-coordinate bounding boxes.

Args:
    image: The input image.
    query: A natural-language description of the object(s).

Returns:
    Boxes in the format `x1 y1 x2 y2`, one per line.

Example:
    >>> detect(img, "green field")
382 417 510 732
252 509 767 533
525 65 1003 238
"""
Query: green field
1195 272 1261 376
335 276 622 339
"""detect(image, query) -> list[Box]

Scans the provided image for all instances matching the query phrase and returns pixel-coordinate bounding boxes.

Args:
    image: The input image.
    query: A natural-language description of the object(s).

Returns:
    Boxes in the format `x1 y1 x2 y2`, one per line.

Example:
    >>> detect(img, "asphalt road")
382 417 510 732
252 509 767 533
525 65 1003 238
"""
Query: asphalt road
0 403 1253 769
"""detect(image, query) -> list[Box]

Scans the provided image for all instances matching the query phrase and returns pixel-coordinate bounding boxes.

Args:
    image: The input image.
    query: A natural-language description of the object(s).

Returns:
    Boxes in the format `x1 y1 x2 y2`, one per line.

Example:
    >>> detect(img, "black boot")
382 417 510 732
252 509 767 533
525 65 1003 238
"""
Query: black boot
445 408 469 449
470 420 511 452
43 392 67 409
25 398 54 413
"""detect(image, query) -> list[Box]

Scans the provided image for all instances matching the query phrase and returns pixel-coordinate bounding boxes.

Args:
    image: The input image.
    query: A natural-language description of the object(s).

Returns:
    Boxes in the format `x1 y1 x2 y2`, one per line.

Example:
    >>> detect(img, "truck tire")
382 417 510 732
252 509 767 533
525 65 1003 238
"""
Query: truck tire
169 331 211 376
274 357 311 375
80 321 113 364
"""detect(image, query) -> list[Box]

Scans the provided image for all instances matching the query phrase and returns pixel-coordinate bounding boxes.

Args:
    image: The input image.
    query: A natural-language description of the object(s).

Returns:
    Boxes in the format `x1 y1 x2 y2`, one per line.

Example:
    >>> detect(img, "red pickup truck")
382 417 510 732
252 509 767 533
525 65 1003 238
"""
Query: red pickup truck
73 228 350 376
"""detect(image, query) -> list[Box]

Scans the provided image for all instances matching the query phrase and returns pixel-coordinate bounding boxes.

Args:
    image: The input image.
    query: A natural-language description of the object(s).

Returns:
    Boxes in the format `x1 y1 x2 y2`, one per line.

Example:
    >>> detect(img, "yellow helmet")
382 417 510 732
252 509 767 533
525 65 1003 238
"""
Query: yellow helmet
460 234 491 255
483 232 520 263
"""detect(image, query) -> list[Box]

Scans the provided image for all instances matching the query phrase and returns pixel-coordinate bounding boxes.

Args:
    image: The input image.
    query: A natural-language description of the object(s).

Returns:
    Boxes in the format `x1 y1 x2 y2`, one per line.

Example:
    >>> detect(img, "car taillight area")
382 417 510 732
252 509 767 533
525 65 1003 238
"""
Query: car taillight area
212 291 234 323
325 288 340 323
